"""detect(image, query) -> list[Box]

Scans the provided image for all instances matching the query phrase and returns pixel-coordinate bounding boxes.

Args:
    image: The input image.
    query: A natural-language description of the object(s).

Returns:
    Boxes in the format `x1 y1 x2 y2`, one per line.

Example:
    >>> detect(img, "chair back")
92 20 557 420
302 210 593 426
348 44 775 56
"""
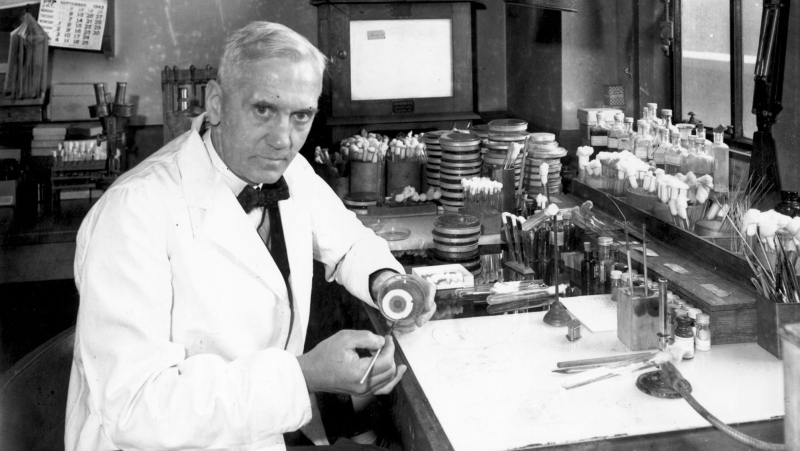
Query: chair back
0 326 75 451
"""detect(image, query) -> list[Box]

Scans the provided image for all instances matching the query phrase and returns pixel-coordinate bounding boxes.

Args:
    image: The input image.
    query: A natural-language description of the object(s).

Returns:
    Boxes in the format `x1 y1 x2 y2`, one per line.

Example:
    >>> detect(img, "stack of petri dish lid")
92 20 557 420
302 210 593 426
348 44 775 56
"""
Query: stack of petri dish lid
343 192 378 215
431 213 482 276
438 132 482 212
422 130 450 189
468 124 490 156
485 119 528 186
524 132 567 196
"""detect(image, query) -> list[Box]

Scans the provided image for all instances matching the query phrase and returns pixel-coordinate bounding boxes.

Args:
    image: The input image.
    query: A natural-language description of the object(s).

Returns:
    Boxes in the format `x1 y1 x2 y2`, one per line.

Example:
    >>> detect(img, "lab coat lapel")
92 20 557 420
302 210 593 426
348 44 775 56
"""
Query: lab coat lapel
177 124 290 303
279 185 312 334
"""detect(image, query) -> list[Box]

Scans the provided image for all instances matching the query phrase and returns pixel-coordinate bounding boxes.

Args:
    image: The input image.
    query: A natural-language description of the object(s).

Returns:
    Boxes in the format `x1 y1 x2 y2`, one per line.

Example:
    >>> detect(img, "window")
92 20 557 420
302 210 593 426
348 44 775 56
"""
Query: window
676 0 763 144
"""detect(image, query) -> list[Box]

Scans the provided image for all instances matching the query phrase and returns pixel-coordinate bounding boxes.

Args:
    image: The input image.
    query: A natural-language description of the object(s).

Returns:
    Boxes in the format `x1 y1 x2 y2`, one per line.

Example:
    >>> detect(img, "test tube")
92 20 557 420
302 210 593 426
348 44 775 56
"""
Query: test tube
658 278 670 351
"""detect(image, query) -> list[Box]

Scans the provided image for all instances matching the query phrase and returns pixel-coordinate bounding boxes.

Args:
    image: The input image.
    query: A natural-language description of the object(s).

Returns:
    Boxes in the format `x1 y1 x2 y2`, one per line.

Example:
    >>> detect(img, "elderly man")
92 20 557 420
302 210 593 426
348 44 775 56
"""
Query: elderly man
65 21 435 450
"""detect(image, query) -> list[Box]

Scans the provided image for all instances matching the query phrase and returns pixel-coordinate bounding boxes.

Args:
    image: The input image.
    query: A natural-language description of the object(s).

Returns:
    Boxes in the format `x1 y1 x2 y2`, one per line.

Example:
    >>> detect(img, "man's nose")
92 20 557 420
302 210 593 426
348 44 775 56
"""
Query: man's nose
266 115 292 150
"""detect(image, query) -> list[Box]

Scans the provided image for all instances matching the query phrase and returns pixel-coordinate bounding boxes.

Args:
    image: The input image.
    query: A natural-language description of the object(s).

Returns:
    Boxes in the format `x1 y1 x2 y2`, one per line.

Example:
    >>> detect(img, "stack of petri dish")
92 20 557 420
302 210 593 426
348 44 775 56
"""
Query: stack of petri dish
524 132 567 196
437 132 482 212
483 119 528 186
343 192 378 215
422 130 450 189
431 213 482 277
468 124 490 156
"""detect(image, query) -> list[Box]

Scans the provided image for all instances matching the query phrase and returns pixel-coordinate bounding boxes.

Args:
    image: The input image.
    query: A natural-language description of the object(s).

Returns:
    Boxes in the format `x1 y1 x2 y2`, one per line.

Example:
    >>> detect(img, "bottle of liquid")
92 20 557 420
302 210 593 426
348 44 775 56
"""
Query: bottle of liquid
618 117 634 152
695 313 711 351
580 242 596 295
609 243 621 270
673 315 695 360
562 211 576 252
652 127 670 168
634 122 653 161
550 214 565 251
609 270 623 302
680 136 696 174
687 137 714 177
607 113 625 150
596 236 613 290
664 132 684 175
647 103 662 137
711 124 730 194
590 111 609 151
661 109 679 135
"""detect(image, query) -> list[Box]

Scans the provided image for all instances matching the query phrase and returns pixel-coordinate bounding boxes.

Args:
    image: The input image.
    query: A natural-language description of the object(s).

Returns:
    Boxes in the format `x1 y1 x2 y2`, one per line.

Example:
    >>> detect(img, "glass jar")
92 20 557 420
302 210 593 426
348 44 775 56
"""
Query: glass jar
597 236 613 290
610 270 623 302
775 191 800 218
695 313 711 351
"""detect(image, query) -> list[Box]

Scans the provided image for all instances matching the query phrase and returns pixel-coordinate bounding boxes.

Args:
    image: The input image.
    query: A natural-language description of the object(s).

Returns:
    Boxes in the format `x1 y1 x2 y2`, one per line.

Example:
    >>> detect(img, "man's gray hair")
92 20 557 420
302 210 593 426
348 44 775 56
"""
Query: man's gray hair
218 21 327 90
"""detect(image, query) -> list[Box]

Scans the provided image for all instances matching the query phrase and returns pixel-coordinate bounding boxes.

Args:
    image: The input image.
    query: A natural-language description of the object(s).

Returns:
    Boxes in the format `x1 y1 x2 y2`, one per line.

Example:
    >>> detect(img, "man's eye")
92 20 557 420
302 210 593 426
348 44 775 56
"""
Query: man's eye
294 112 312 124
256 106 269 115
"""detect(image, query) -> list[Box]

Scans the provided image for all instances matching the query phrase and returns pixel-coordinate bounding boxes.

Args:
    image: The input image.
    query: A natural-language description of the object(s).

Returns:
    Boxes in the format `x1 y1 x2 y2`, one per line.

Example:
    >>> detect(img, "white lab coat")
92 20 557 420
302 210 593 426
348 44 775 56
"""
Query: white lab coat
65 115 404 450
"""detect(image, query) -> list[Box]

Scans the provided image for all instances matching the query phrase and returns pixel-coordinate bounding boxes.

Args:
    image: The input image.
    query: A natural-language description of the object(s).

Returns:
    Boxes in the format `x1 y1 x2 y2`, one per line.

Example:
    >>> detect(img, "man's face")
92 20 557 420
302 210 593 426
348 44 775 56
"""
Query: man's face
207 57 321 185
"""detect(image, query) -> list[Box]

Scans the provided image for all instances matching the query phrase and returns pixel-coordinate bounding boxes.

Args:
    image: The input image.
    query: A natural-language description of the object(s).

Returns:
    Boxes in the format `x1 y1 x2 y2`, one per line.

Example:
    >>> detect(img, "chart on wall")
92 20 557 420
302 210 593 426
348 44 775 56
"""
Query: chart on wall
38 0 108 51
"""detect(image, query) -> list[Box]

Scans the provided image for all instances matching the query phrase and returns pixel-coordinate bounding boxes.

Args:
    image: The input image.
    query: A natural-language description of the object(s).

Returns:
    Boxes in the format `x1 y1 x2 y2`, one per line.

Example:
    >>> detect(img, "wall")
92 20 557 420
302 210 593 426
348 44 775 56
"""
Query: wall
48 0 507 128
50 0 318 126
772 0 799 192
505 1 671 138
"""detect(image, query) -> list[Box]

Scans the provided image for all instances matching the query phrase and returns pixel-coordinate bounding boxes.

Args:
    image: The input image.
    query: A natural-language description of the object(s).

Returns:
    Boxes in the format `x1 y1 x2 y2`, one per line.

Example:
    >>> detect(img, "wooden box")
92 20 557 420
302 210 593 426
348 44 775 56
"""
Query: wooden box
756 294 800 359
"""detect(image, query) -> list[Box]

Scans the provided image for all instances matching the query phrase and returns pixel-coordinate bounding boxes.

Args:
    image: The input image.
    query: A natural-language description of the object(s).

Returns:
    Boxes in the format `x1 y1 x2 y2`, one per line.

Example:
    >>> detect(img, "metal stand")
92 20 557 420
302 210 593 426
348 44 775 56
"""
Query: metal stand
543 213 571 327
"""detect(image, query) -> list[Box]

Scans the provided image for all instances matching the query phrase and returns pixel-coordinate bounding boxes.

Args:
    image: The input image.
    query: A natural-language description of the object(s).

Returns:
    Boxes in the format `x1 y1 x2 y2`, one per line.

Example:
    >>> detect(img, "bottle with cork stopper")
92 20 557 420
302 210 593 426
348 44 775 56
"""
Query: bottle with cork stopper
695 313 711 351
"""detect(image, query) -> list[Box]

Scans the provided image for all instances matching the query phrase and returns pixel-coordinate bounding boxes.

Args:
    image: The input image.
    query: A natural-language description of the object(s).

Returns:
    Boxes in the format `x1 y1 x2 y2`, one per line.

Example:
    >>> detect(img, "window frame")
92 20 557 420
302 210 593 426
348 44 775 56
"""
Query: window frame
673 0 753 150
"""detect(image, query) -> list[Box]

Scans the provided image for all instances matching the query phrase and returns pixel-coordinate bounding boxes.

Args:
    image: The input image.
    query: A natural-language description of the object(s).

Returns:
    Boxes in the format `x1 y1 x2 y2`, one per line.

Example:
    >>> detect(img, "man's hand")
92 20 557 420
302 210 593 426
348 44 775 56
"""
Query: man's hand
297 330 406 396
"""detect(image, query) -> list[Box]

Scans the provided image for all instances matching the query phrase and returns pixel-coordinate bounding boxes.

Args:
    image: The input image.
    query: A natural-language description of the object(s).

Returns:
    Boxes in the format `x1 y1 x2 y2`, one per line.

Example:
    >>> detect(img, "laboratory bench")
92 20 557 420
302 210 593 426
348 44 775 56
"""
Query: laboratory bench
357 182 788 450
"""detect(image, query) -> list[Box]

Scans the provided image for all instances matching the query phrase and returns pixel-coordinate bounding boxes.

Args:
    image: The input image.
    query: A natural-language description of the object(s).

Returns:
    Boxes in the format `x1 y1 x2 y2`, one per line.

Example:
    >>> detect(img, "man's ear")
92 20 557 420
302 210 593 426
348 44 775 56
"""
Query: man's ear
206 80 223 126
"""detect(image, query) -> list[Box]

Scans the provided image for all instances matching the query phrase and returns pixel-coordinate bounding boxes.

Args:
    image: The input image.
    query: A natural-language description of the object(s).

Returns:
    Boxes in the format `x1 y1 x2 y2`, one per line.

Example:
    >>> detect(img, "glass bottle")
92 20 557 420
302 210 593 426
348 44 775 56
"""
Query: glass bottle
652 127 669 168
647 103 662 137
609 243 620 270
634 122 653 161
550 214 565 251
711 125 730 194
562 211 576 252
607 113 625 150
680 136 696 174
673 315 695 360
596 236 613 290
580 242 596 295
610 270 623 302
618 117 634 152
695 122 712 148
664 132 684 175
688 137 714 177
590 111 609 151
661 109 678 134
695 313 711 351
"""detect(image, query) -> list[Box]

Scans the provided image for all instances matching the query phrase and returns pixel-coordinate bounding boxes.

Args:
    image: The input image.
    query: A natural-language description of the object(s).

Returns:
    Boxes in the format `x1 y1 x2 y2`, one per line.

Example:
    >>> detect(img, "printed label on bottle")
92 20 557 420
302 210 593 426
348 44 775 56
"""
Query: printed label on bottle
634 145 648 160
608 136 619 149
590 136 608 147
665 151 682 165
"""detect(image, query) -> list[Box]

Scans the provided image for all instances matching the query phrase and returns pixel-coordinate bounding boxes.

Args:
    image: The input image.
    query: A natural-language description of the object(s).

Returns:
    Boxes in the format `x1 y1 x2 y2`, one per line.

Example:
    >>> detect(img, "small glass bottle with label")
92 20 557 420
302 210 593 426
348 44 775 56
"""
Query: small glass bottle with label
673 315 695 360
651 126 669 167
618 117 634 152
695 313 711 351
596 236 613 290
634 122 653 161
590 111 609 151
664 132 684 175
711 125 730 194
607 113 625 150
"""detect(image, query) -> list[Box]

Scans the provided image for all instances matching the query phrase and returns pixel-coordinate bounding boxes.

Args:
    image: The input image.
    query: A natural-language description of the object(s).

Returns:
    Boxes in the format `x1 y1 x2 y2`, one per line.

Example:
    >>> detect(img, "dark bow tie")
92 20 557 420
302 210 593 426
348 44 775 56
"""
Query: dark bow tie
236 177 290 213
